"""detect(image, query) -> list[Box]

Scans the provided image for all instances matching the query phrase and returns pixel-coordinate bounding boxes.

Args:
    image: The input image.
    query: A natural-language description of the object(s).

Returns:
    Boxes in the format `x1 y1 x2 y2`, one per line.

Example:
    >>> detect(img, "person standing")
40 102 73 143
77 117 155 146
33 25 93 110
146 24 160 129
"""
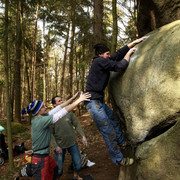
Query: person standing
85 37 147 165
21 92 91 180
51 95 87 180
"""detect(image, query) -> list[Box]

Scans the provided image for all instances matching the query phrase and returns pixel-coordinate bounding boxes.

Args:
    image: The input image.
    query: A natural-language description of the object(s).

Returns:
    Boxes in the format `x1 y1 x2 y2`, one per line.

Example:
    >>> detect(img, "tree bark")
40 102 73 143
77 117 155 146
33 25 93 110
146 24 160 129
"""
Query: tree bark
60 23 70 98
111 0 117 54
75 47 79 92
81 39 85 92
69 3 76 97
31 1 39 100
55 55 58 95
4 0 14 169
23 34 31 103
43 19 47 103
14 0 22 122
93 0 103 45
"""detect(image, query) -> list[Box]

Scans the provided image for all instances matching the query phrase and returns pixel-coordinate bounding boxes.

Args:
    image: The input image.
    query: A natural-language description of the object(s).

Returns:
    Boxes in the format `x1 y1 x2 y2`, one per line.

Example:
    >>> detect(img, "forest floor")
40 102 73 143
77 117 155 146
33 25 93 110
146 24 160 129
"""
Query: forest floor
0 110 122 180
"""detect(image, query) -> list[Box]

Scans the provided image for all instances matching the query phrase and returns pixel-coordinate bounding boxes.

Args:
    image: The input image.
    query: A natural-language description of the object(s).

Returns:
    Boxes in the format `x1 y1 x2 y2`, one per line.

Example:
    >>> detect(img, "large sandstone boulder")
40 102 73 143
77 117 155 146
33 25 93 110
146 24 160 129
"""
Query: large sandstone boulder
135 119 180 180
137 0 180 36
109 20 180 180
109 20 180 144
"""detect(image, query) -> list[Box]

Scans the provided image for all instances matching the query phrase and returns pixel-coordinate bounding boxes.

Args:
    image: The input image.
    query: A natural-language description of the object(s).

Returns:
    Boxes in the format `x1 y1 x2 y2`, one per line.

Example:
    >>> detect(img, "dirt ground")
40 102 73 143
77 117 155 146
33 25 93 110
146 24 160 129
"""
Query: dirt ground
0 110 121 180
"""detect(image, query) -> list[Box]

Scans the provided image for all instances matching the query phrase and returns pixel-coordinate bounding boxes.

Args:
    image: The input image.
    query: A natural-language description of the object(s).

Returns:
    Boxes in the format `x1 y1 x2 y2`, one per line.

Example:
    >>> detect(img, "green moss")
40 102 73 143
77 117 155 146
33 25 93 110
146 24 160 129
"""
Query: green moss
11 122 28 135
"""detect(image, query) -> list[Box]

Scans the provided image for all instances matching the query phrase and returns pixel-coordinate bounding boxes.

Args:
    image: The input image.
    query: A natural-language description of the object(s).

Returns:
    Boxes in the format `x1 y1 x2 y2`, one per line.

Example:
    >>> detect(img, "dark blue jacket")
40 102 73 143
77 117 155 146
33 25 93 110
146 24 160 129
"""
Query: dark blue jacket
86 45 129 100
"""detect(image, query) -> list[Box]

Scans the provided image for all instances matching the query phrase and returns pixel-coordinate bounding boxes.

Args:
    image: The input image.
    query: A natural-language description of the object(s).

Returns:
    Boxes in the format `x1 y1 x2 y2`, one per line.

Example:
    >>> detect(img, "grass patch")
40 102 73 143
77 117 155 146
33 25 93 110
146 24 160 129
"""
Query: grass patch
0 121 30 140
11 122 28 135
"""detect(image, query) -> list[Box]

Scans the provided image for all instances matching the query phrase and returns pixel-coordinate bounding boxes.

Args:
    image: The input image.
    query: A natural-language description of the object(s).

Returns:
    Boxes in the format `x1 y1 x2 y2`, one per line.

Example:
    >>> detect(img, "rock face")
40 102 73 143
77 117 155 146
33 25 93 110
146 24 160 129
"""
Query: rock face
135 119 180 180
137 0 180 36
109 20 180 179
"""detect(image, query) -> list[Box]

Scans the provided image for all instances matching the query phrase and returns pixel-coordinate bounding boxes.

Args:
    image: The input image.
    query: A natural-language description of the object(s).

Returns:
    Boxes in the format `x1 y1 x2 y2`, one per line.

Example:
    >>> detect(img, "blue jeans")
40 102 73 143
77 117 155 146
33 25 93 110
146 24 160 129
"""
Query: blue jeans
54 143 81 177
85 100 125 164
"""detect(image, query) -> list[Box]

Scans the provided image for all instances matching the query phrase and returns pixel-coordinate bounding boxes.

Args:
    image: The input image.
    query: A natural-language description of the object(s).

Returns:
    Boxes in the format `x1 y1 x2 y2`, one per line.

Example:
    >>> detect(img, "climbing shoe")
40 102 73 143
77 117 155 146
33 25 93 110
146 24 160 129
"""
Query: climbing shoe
120 157 134 166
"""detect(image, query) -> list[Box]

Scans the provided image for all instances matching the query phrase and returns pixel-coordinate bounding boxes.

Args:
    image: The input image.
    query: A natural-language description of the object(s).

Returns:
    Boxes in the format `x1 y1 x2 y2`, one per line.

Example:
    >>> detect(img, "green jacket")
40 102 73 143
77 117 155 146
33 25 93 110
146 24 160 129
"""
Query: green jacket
51 112 85 149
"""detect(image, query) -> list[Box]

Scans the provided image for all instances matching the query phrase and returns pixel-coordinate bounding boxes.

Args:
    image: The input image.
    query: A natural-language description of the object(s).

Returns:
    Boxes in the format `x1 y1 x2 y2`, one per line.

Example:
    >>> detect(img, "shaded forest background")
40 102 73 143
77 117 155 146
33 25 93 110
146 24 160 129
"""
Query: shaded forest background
0 0 179 171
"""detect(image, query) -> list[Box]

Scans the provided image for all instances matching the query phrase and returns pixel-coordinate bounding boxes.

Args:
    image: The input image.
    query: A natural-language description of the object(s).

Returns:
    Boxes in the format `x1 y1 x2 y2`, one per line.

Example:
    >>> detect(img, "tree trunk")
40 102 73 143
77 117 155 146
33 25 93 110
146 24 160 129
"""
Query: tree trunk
36 65 41 100
14 0 22 122
10 74 14 121
31 1 39 100
55 55 58 95
23 34 31 103
81 39 85 92
23 47 32 124
43 19 47 103
0 87 3 115
75 47 79 92
111 0 117 53
69 3 76 97
108 0 118 105
4 0 14 169
21 1 25 110
60 23 70 98
23 19 32 125
93 0 103 44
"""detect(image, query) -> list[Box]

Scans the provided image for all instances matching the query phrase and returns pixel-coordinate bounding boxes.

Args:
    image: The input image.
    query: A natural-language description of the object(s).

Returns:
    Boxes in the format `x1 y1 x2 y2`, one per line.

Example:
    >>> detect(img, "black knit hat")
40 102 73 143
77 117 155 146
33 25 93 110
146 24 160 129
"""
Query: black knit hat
94 44 110 56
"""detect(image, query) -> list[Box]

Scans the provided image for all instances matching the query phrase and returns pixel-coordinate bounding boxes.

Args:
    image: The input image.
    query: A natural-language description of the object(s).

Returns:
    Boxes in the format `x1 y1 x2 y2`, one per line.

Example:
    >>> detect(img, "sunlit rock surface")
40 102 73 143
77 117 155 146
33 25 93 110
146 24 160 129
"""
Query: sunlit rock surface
110 20 180 180
135 119 180 180
109 20 180 144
